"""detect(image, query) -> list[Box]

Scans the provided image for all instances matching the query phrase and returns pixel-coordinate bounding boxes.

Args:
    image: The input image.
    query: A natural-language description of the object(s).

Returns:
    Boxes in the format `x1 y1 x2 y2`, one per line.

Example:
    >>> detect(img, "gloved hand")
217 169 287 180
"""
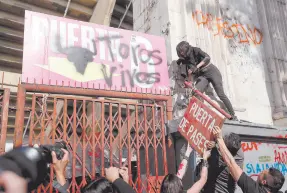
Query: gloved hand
189 66 199 74
176 57 185 65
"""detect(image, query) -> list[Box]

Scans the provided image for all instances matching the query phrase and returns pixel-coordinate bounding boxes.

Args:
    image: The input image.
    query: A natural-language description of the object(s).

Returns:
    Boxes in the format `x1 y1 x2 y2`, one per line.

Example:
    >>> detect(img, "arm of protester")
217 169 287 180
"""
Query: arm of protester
187 149 211 193
52 149 70 193
0 171 27 193
213 127 243 182
194 47 210 69
105 167 136 193
177 144 193 179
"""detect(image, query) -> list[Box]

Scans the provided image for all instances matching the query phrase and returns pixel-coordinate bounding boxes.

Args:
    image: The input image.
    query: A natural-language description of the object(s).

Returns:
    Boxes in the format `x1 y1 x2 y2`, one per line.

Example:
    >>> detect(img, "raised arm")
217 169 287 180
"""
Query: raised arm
187 149 211 193
213 127 243 182
177 144 193 179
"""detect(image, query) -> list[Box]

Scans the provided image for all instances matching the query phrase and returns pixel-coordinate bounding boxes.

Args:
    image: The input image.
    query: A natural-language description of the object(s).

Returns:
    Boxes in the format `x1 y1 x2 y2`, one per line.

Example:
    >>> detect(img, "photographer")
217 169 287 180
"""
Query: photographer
33 144 70 193
52 148 70 193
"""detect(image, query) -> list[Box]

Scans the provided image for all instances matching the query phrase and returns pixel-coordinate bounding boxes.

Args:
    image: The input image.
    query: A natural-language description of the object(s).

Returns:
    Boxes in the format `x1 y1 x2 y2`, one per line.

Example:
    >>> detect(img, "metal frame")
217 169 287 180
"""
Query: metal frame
13 83 171 192
0 88 10 154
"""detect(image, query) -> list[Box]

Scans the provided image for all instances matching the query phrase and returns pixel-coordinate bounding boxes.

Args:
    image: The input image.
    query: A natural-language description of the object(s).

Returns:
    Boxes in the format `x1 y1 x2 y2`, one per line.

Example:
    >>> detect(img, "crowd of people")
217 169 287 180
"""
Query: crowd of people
0 128 284 193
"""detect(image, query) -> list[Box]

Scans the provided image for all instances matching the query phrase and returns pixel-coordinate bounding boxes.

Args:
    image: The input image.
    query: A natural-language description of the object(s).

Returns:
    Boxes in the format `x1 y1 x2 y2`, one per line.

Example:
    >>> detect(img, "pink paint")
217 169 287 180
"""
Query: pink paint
22 11 170 94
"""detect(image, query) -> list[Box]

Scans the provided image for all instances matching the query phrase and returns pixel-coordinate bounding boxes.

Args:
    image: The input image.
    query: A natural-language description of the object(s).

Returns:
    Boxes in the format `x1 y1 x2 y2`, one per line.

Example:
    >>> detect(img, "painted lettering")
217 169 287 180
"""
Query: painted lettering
241 142 261 152
274 150 287 164
192 10 263 46
245 163 287 176
187 127 209 152
188 102 216 132
179 117 189 132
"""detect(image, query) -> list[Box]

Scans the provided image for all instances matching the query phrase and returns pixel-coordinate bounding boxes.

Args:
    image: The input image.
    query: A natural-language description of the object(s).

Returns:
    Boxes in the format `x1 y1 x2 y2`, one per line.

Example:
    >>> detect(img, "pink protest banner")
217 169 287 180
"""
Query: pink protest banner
22 11 169 94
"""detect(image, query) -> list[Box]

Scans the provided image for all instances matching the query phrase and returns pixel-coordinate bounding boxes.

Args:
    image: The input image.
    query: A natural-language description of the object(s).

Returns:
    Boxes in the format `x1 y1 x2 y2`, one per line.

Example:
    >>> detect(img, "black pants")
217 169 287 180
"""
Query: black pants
195 64 235 116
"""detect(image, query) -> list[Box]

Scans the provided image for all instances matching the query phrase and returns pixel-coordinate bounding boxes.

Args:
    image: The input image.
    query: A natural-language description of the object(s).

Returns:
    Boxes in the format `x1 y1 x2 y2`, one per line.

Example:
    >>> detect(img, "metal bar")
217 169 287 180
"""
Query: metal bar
49 97 58 193
127 104 131 184
135 105 141 192
0 88 10 154
40 96 46 144
91 101 96 180
14 85 26 147
118 0 133 28
166 98 173 121
72 99 77 193
160 106 168 175
22 84 171 101
64 0 71 17
109 103 113 166
152 106 159 178
63 99 68 141
101 102 105 175
82 100 87 184
118 104 122 168
52 98 57 143
29 95 36 146
184 81 232 119
22 112 31 139
143 105 150 191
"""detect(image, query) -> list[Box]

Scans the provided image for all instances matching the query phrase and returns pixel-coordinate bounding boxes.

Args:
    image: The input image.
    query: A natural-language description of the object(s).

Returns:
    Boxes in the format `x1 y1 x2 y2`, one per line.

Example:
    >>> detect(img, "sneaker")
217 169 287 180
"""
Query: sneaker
229 115 239 121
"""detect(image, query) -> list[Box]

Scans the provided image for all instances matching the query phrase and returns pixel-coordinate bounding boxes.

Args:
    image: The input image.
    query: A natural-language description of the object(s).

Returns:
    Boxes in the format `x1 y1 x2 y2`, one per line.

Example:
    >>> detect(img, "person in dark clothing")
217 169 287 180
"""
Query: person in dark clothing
176 41 237 120
81 178 118 193
197 133 244 193
213 127 285 193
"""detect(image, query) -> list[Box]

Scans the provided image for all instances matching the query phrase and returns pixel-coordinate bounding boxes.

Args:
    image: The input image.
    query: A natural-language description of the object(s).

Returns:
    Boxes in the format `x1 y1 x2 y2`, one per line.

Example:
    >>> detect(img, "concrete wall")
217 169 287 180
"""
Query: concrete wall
133 0 287 125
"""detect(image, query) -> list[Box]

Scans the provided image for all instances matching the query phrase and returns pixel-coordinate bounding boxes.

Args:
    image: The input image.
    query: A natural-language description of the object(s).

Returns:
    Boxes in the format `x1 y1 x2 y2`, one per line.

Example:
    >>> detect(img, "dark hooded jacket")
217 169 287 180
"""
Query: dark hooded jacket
176 41 211 70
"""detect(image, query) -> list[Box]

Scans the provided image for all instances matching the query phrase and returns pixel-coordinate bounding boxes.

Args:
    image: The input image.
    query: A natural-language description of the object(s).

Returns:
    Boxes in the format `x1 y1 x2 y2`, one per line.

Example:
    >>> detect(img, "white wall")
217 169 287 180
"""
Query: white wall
240 141 287 192
133 0 287 125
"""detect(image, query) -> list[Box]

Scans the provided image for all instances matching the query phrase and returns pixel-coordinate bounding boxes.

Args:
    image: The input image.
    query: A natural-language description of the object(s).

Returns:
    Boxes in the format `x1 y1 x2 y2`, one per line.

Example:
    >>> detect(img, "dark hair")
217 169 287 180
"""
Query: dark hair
176 41 190 58
82 178 118 193
267 168 285 193
223 133 241 156
160 174 183 193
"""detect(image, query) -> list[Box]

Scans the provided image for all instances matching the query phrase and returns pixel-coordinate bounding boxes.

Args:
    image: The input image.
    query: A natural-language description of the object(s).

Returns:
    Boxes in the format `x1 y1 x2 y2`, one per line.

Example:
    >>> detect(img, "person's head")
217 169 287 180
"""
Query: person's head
257 168 285 193
176 41 191 59
160 174 183 193
81 178 118 193
223 132 241 156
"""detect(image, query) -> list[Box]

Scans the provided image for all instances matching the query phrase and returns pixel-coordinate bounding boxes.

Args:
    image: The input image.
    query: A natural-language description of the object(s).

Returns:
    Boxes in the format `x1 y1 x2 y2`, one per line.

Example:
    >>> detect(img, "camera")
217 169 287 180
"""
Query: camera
40 141 67 164
0 141 67 192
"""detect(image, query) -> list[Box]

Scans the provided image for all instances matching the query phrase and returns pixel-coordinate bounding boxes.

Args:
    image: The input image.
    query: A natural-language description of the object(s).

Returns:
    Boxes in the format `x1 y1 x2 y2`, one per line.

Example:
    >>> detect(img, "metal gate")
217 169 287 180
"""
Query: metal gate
11 84 173 193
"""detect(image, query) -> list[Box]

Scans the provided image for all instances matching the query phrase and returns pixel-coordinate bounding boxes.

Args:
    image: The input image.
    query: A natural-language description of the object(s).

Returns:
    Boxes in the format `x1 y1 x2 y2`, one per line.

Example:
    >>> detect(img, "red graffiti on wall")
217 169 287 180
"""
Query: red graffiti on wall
274 150 287 164
192 10 263 45
241 142 262 152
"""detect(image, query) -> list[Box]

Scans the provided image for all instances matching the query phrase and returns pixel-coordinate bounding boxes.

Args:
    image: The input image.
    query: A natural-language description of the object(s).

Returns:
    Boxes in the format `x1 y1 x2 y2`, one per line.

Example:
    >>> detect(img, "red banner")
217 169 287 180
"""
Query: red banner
178 97 225 155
